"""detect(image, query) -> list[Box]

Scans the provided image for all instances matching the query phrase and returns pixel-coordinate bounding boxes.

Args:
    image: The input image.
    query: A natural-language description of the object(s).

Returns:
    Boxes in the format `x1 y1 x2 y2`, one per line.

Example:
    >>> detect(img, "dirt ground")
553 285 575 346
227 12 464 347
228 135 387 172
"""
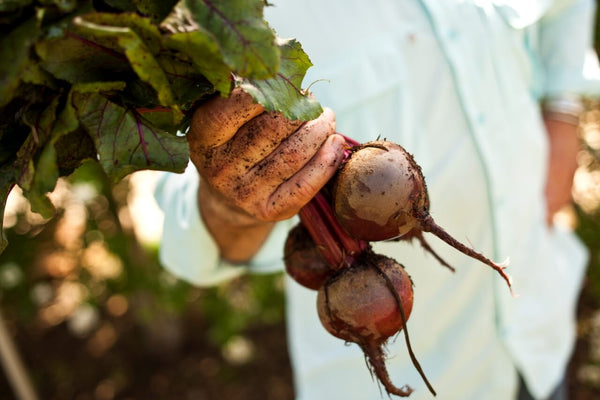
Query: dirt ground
0 281 598 400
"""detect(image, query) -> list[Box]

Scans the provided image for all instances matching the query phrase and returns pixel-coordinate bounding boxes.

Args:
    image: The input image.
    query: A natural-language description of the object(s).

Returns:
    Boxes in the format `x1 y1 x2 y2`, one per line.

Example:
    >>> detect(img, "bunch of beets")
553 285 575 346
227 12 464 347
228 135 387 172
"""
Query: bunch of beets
283 137 513 397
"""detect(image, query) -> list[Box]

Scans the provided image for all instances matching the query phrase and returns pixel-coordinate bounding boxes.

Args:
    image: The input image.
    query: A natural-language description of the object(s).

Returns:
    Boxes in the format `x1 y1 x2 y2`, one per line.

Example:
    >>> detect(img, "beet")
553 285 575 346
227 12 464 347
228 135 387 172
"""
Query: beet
317 252 435 397
284 223 336 290
332 141 428 241
332 140 512 291
285 137 513 398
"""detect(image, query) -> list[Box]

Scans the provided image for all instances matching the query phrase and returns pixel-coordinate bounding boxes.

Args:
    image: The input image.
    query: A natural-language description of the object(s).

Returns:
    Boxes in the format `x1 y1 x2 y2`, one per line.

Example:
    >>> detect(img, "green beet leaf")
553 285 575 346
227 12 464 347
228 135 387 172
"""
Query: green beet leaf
132 0 179 24
35 26 134 84
165 29 233 96
72 16 182 121
74 91 189 183
24 141 59 218
19 96 61 218
240 38 323 121
80 12 164 54
155 52 216 111
185 0 279 80
101 0 179 24
1 17 38 108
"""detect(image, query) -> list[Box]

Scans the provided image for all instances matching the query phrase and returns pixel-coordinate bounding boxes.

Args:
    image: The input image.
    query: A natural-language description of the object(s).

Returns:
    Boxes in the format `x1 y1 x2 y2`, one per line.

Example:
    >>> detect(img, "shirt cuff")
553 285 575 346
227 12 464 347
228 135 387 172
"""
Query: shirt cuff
542 94 585 125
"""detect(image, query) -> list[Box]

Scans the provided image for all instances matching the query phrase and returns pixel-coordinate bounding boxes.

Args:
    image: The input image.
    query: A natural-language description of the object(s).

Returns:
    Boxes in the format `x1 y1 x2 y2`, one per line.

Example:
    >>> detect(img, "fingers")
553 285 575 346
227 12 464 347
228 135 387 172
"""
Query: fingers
191 101 344 222
188 88 265 151
264 133 346 220
246 107 337 188
203 111 304 178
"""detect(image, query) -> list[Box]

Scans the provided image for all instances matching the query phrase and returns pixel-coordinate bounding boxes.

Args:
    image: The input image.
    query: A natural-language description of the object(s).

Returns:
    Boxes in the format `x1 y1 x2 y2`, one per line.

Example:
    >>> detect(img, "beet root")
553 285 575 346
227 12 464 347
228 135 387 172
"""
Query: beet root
284 223 336 290
317 252 435 397
332 140 513 293
332 140 429 242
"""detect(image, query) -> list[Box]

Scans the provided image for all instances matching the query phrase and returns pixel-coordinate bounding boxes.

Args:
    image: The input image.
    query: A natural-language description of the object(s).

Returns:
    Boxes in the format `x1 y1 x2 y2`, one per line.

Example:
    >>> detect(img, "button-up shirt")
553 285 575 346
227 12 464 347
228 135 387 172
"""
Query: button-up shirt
154 1 599 398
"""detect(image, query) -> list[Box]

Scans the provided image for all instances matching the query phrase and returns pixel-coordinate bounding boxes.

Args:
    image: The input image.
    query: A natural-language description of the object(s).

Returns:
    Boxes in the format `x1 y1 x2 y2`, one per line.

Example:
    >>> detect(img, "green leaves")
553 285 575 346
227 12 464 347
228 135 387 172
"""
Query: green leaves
1 17 38 107
74 91 189 183
165 28 233 95
72 14 182 119
0 0 323 255
241 38 323 121
185 0 279 79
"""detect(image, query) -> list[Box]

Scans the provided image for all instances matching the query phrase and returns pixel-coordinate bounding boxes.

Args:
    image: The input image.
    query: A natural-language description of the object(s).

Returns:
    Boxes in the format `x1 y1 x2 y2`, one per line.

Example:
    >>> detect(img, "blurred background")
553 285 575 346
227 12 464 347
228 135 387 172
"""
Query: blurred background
1 14 600 400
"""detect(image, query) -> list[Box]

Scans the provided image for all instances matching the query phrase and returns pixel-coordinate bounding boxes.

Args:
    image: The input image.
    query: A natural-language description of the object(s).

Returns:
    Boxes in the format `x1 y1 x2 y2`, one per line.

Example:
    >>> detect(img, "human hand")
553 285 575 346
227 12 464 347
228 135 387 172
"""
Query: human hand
543 117 580 226
188 88 346 222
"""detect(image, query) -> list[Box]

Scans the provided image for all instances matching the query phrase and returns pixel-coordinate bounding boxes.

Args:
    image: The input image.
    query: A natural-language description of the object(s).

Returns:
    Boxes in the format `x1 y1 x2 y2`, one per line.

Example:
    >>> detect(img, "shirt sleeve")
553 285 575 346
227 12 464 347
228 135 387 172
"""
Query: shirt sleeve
538 0 600 97
153 164 295 287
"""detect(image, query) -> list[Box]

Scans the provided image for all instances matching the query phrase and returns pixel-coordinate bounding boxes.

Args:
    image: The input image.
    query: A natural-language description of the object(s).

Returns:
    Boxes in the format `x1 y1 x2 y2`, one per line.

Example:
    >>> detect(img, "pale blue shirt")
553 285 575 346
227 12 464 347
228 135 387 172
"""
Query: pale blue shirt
154 1 599 399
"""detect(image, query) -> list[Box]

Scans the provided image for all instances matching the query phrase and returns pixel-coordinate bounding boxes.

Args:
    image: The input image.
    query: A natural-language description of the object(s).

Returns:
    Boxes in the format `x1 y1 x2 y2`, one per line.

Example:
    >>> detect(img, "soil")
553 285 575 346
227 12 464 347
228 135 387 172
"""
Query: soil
0 306 295 400
0 281 599 400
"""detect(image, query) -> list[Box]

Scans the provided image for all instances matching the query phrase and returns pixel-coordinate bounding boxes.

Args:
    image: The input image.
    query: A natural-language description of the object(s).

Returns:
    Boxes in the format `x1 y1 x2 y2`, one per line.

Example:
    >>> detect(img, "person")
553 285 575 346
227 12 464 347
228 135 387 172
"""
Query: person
154 1 600 399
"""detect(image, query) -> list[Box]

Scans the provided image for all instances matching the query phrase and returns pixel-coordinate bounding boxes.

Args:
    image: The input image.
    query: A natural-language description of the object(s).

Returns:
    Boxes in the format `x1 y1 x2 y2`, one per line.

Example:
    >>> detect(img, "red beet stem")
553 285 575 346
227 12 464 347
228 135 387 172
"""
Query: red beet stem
338 132 361 147
299 202 345 268
313 192 367 255
297 133 369 265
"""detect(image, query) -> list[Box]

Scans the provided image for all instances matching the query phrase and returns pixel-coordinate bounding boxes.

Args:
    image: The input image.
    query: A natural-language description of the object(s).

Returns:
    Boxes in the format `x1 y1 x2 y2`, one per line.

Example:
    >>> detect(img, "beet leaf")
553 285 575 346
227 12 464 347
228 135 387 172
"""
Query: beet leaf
0 0 322 255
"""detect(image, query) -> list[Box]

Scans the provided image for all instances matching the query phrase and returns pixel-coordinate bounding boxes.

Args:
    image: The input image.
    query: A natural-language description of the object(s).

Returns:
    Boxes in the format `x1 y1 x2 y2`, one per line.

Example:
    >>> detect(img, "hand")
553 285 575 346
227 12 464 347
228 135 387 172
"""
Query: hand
544 117 580 226
189 88 345 221
187 88 345 262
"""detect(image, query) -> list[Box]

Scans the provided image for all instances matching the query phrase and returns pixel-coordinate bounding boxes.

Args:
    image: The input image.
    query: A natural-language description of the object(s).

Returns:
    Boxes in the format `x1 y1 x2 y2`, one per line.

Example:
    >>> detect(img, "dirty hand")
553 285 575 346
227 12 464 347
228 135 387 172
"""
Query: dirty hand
188 88 346 223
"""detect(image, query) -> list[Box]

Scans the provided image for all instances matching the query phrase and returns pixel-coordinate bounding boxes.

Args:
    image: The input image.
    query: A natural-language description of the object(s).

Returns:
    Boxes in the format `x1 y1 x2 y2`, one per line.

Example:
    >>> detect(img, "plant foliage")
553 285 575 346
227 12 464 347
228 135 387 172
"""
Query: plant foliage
0 0 323 254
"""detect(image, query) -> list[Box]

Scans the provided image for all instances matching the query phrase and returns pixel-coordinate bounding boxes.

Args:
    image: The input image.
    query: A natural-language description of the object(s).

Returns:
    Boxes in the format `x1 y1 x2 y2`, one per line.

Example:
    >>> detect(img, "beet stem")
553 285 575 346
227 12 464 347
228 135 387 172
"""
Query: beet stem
313 192 366 255
338 132 361 147
372 262 437 397
420 214 515 296
299 202 344 268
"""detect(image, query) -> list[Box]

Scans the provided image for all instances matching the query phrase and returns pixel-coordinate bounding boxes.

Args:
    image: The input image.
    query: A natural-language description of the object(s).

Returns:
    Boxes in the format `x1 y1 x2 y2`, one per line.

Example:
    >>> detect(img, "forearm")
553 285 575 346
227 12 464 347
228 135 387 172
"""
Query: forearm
198 179 275 263
542 105 582 225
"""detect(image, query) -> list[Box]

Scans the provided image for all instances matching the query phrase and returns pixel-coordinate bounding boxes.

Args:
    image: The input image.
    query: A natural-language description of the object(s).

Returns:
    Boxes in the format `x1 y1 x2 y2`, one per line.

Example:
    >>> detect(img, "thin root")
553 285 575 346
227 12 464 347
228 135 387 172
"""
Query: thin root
414 232 455 272
361 340 415 397
371 262 437 396
420 214 515 296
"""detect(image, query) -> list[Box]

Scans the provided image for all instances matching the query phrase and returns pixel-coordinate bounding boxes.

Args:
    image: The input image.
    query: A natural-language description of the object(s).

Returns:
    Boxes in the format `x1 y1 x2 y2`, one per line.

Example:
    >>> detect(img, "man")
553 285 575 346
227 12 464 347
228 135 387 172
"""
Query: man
155 1 599 398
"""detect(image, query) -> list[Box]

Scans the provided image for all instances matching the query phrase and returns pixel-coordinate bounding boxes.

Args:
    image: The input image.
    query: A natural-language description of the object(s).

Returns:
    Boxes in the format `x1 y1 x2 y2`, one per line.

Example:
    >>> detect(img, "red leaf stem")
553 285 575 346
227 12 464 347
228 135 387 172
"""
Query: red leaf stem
299 201 345 268
313 192 366 256
339 133 361 147
298 133 368 270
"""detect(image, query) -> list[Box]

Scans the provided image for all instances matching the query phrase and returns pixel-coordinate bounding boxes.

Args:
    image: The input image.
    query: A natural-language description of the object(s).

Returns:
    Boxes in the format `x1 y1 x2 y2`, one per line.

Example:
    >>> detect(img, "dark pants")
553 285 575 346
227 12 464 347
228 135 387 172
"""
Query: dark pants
517 376 567 400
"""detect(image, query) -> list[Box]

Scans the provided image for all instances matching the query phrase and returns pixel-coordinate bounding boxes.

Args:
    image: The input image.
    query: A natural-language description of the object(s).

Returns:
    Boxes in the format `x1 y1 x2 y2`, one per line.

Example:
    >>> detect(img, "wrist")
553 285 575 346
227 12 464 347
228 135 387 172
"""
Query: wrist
198 179 275 263
198 179 271 229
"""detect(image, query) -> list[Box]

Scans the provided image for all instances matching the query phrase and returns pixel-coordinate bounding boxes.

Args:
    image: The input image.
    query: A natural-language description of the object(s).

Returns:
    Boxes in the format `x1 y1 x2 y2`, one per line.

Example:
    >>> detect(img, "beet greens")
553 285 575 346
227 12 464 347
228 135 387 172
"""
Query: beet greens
0 0 322 254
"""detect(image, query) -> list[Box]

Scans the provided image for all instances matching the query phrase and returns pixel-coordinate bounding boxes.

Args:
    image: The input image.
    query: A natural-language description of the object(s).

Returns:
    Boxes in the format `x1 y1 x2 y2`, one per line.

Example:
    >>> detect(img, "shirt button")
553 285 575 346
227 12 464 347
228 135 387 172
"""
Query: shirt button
446 29 459 40
476 112 486 125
